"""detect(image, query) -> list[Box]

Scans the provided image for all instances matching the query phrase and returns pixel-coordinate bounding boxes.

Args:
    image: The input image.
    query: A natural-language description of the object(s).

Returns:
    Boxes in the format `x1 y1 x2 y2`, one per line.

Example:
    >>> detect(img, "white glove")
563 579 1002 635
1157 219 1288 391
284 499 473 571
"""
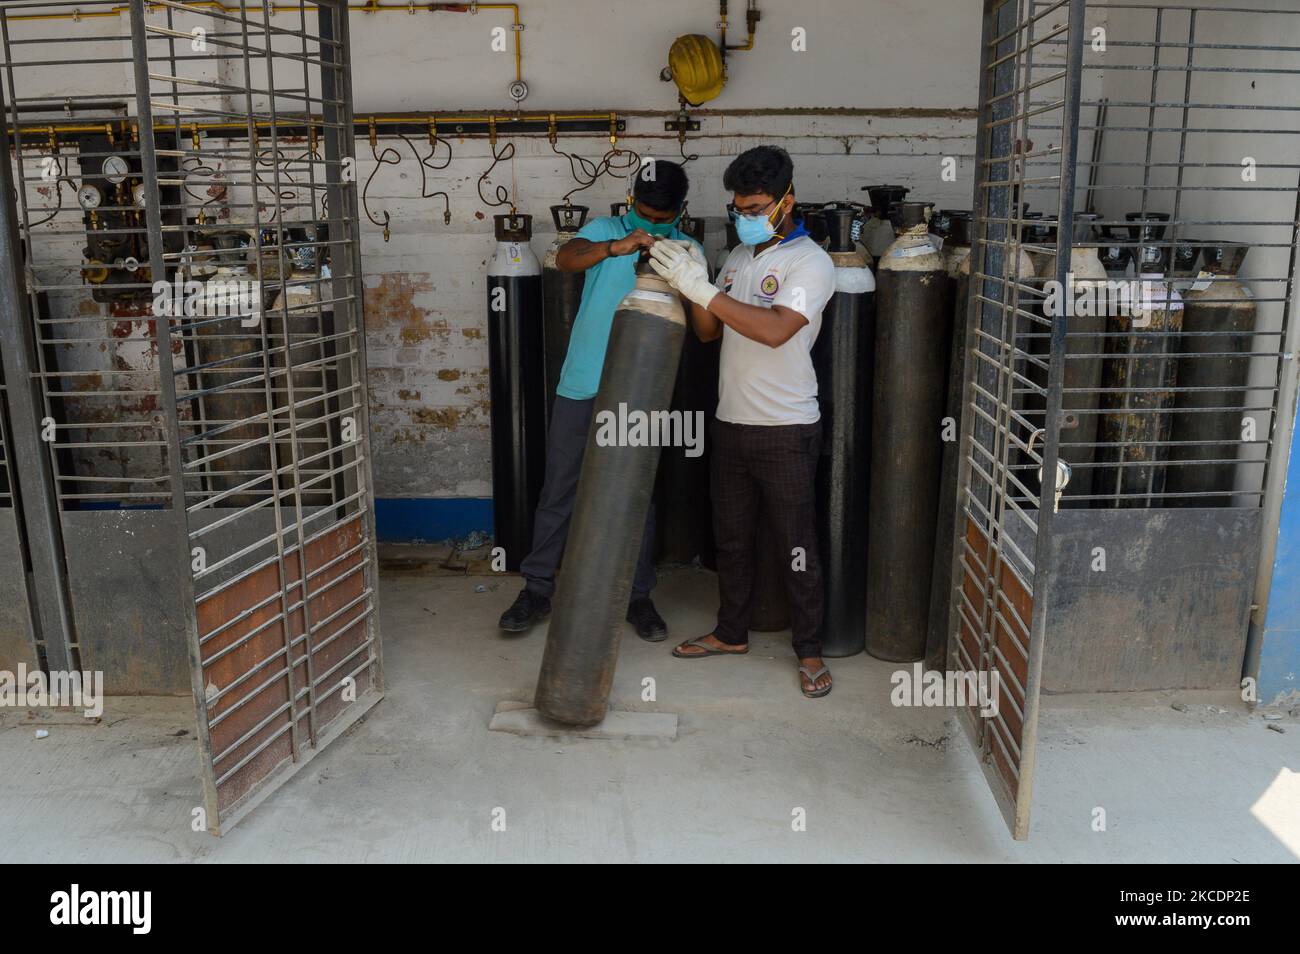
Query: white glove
659 238 709 271
647 240 719 310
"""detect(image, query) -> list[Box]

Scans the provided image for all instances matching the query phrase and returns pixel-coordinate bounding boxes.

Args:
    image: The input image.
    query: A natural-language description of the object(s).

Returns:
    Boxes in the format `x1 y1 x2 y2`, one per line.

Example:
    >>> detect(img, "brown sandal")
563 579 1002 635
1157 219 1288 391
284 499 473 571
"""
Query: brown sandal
672 635 749 658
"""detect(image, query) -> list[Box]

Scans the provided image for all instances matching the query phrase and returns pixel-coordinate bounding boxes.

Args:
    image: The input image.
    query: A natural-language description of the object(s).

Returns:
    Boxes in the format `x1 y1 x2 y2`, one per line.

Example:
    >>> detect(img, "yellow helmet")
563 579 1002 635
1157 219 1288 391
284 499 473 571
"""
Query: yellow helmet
668 34 725 106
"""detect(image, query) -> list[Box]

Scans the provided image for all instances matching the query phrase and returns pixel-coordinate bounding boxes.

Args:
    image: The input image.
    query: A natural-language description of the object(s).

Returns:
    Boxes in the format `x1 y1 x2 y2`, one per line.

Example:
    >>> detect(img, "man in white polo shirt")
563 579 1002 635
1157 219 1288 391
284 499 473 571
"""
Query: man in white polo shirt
648 145 837 698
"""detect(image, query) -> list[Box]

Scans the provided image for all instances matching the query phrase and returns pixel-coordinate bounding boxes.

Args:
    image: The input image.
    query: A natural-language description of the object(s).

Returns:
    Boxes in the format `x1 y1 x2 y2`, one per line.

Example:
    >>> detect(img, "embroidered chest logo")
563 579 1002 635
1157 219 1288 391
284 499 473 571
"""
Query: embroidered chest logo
759 273 780 296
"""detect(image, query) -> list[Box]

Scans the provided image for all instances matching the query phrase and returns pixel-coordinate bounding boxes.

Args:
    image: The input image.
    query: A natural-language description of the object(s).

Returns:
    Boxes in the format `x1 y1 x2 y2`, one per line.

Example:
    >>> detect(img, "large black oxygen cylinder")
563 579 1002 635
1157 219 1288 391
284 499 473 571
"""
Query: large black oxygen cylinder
813 204 875 658
535 259 687 726
867 201 952 662
542 204 587 425
925 210 973 671
656 210 718 566
486 213 545 571
1166 243 1255 505
1097 272 1184 505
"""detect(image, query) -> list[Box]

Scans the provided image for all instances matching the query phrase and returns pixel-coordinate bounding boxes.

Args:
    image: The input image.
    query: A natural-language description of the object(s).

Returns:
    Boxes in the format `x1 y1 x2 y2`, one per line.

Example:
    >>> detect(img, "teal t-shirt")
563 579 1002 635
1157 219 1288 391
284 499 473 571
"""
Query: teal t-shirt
555 215 701 401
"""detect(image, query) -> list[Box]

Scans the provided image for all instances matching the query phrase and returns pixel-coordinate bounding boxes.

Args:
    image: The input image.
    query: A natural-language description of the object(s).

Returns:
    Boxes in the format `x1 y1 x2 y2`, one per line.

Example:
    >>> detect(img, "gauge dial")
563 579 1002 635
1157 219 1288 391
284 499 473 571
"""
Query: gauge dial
77 183 103 211
132 182 147 209
102 155 130 185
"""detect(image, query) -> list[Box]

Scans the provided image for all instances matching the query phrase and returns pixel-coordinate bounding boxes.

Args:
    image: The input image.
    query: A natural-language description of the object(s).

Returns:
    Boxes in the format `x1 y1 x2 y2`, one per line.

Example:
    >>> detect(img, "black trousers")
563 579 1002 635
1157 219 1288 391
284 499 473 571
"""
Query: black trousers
520 395 657 600
711 418 824 658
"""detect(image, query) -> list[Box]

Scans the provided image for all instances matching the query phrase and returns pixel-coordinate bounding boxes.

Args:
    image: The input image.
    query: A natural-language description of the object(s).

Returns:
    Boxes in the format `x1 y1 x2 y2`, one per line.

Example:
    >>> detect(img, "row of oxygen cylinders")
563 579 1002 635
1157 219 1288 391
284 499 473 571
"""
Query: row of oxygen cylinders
483 195 1256 667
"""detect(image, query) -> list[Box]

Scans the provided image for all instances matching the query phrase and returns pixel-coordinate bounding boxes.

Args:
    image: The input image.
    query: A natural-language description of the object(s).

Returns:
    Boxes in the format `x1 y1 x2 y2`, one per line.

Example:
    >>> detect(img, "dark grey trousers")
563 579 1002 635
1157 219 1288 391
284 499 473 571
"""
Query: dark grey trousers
520 395 657 601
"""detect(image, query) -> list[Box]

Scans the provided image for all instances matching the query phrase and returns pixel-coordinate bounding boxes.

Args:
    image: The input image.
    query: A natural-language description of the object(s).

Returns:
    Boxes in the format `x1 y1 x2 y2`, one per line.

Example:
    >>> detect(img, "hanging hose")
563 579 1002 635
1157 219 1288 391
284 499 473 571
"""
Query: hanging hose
362 136 403 240
181 155 226 222
677 134 699 164
477 138 517 210
549 138 639 204
397 130 453 224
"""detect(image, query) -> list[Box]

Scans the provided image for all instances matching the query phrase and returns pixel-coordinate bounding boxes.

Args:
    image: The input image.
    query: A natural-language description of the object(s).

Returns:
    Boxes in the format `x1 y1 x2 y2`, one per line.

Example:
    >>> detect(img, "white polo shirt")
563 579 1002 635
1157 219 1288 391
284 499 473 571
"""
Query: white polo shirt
715 234 836 425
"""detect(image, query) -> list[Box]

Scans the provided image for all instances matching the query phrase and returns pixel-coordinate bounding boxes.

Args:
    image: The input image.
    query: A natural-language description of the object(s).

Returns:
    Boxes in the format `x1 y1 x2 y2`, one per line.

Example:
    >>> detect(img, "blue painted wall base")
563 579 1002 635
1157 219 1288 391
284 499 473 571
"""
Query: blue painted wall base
375 497 493 546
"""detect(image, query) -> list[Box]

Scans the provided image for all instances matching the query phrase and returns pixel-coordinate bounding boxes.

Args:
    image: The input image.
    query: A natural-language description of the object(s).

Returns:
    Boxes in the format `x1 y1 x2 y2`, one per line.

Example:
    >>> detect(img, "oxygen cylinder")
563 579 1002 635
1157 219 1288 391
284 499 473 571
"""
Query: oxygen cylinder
1097 273 1184 506
1169 239 1202 289
535 256 687 726
1023 212 1057 277
939 210 973 278
867 202 952 662
1166 243 1255 505
486 212 546 571
929 208 958 243
678 207 706 247
193 234 271 508
797 202 830 246
814 204 875 657
657 208 718 566
1033 212 1109 500
542 204 588 425
268 263 332 506
1127 211 1172 276
862 184 910 259
1098 224 1133 277
926 209 974 670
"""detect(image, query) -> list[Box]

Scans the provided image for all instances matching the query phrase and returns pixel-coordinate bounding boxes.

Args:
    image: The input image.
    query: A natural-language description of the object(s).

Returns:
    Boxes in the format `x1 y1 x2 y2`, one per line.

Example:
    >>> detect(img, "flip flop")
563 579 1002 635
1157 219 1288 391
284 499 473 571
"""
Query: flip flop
799 664 833 698
672 635 749 659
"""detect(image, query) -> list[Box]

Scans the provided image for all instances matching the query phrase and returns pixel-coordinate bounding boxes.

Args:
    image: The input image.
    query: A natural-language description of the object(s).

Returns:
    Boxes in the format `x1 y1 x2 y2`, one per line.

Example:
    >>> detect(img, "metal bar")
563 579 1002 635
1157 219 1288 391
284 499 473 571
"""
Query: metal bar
128 0 220 831
0 54 76 672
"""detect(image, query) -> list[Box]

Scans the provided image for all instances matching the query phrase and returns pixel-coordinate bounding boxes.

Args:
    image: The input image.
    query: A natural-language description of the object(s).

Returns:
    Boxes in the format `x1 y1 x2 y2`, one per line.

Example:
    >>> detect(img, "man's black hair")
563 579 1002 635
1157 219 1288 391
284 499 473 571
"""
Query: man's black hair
632 158 690 212
722 145 795 199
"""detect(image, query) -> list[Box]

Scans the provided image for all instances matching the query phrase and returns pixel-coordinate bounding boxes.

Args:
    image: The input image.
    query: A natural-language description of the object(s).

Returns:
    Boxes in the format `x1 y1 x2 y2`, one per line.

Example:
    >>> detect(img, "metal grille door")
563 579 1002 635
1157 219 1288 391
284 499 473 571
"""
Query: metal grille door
953 0 1300 837
135 0 382 832
952 0 1086 839
0 0 382 833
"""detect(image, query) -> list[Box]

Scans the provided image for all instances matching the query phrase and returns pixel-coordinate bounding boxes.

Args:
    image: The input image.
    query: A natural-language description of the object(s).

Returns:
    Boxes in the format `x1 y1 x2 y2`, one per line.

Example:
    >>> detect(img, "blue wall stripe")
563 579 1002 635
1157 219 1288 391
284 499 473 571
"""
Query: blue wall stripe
374 497 493 544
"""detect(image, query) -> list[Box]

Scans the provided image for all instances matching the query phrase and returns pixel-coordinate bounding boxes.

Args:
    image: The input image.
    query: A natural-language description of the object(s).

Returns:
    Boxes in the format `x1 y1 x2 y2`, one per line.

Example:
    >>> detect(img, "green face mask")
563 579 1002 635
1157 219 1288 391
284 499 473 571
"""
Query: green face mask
625 207 680 237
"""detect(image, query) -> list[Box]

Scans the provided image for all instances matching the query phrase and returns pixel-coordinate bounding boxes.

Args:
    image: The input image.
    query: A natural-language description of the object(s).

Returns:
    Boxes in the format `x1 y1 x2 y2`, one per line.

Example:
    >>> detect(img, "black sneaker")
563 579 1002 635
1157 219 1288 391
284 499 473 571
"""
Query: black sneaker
626 597 668 641
499 588 551 633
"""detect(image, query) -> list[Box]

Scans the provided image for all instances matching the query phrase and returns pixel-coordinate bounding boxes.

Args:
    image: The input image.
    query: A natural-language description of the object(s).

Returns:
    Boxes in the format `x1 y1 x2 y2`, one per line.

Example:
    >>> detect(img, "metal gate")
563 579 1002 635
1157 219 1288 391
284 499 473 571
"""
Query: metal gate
0 0 382 834
955 0 1300 838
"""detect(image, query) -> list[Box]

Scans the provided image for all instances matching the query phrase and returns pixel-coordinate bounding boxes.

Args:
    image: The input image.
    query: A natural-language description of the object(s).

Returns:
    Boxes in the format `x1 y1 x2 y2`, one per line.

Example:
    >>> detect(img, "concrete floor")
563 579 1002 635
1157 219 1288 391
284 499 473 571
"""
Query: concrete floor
2 564 1297 862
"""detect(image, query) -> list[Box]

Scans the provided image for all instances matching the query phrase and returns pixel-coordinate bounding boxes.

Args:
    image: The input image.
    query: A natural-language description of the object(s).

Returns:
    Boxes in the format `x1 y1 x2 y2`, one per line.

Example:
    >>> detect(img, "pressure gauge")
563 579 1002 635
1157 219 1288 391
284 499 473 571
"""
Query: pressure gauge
102 155 130 184
132 182 147 209
77 183 104 211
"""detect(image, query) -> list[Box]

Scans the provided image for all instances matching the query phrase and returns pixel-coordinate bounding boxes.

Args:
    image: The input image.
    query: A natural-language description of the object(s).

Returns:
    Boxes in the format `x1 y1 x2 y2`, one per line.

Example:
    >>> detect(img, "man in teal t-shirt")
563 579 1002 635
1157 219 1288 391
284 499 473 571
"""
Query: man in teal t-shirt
498 160 702 641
